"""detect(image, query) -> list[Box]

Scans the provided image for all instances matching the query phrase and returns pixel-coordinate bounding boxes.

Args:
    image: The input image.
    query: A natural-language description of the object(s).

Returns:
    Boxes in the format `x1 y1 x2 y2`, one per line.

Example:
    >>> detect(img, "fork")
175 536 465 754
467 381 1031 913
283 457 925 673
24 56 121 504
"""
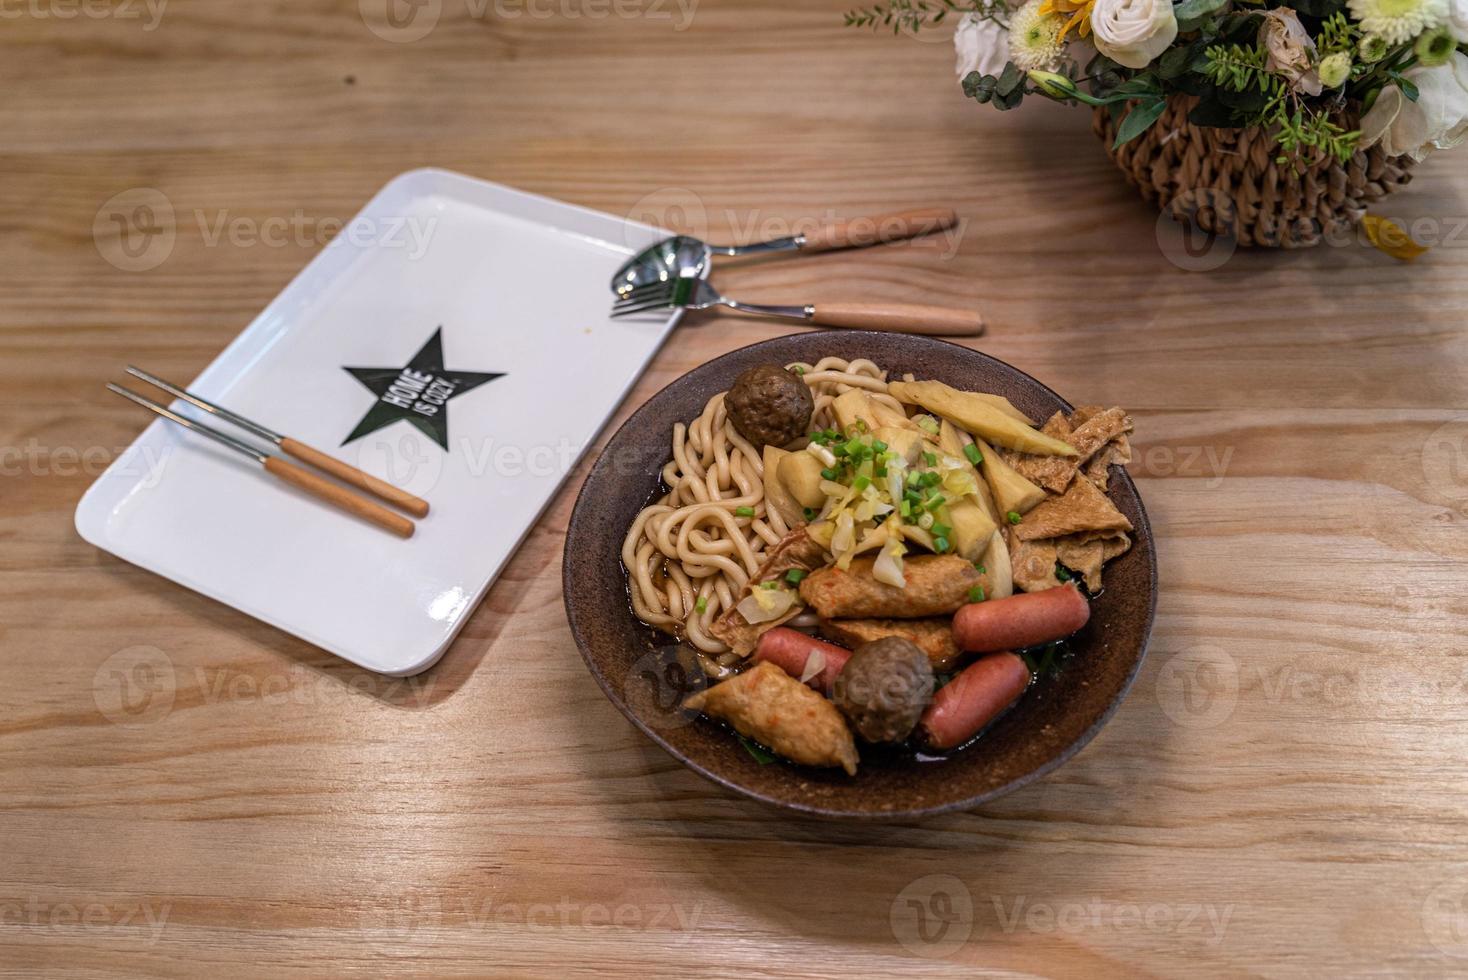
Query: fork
611 277 984 336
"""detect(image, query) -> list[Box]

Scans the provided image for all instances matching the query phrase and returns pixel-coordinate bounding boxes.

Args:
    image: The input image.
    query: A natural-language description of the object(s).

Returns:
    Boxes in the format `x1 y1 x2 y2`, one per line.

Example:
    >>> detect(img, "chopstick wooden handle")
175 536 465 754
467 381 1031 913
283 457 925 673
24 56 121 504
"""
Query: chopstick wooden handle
810 303 984 337
279 437 430 518
801 208 958 253
264 456 415 538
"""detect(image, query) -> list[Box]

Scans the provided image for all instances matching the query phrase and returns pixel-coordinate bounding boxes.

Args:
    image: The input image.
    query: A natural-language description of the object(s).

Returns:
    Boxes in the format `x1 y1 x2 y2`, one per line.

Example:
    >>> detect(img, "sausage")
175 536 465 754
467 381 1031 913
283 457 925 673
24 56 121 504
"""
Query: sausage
754 627 852 694
952 584 1090 653
918 653 1030 750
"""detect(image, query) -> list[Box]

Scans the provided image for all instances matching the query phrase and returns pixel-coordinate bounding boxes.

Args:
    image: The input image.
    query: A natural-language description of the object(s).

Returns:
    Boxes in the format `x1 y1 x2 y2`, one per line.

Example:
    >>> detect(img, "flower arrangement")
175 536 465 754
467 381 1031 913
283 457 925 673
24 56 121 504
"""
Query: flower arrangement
845 0 1468 167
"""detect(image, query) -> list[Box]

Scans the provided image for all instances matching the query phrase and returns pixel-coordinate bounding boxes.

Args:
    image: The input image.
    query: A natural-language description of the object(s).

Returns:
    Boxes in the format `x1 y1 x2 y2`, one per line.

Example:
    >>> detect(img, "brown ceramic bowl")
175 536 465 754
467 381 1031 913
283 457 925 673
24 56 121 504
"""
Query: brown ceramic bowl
564 332 1156 820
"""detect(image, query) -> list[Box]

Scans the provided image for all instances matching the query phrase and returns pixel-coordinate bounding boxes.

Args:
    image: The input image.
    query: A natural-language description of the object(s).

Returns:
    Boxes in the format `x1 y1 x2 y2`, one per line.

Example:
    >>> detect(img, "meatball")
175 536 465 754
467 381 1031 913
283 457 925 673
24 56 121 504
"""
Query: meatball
832 637 936 744
725 365 814 448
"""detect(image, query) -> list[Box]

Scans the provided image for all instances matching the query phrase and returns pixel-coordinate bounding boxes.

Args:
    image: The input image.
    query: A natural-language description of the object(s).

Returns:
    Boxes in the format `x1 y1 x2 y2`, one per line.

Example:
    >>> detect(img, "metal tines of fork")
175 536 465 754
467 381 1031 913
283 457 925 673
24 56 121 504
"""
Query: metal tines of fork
107 368 430 538
610 276 986 337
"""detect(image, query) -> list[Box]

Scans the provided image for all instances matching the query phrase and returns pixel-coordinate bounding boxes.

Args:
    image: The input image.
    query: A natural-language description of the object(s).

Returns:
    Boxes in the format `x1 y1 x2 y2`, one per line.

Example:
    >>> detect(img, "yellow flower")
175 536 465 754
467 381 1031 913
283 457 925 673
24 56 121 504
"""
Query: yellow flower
1039 0 1097 39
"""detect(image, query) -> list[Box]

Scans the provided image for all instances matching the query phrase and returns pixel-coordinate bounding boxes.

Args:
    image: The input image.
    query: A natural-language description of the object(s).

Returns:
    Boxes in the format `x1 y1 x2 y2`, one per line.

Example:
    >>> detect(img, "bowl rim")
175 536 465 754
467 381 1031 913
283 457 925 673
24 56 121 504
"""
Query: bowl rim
563 331 1158 820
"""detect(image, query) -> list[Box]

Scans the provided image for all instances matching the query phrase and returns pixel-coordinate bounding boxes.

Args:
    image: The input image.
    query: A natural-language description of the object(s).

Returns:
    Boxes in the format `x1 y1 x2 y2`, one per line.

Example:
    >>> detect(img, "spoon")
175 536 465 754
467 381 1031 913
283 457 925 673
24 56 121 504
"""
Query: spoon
611 207 957 296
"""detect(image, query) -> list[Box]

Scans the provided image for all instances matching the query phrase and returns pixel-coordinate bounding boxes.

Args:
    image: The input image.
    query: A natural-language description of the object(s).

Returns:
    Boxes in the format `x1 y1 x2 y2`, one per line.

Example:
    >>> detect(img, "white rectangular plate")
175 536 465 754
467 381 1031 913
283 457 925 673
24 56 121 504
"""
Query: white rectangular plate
76 169 678 675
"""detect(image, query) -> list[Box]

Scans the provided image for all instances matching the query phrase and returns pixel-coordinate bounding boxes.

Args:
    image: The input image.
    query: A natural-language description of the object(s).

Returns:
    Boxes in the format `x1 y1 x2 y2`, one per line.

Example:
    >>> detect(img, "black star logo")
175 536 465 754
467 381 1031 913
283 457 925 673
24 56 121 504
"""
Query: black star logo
342 328 503 450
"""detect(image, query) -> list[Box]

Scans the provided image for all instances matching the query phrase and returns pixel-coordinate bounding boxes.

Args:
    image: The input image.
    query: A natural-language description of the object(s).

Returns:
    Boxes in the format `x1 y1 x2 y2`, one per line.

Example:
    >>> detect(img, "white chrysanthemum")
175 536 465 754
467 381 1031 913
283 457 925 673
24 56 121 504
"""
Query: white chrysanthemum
1348 0 1449 45
1008 0 1067 71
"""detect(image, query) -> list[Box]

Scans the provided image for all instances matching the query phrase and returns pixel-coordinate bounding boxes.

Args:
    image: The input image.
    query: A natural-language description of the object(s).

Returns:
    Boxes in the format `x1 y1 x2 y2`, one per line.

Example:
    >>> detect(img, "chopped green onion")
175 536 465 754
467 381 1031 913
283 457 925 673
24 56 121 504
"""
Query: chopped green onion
963 444 983 466
1055 565 1072 582
802 507 816 521
760 581 779 590
1007 511 1022 525
918 512 935 530
974 564 986 574
853 419 869 434
906 471 922 488
852 475 871 492
695 596 708 613
900 499 913 518
737 735 775 764
785 568 807 585
923 491 944 510
968 585 985 602
792 365 804 375
734 506 755 518
832 443 849 458
872 439 888 453
915 415 940 435
919 471 941 488
821 467 840 481
933 536 950 554
930 522 952 539
874 465 887 479
922 451 937 468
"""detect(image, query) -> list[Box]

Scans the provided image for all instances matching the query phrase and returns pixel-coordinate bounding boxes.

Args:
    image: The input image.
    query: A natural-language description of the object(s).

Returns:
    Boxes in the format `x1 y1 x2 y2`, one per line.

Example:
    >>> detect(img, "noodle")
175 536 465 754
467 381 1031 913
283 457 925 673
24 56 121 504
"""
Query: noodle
621 357 891 660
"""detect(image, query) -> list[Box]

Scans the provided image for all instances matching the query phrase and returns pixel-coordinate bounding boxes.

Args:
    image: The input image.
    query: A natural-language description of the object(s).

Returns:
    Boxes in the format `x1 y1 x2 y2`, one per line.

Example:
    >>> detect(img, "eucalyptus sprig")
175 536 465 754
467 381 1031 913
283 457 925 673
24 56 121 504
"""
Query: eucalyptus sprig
844 0 981 34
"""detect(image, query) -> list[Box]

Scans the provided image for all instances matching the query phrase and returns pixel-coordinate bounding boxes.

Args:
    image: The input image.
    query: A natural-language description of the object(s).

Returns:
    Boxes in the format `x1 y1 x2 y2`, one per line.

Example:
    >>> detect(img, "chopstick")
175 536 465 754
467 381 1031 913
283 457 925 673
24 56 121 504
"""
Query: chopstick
124 366 430 518
107 384 415 539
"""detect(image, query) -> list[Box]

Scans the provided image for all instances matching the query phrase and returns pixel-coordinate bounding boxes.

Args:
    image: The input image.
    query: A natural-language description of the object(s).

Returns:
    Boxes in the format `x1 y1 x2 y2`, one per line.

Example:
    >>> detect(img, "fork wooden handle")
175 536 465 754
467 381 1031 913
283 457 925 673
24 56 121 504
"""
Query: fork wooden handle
264 456 415 538
810 303 984 337
279 437 430 518
801 208 958 253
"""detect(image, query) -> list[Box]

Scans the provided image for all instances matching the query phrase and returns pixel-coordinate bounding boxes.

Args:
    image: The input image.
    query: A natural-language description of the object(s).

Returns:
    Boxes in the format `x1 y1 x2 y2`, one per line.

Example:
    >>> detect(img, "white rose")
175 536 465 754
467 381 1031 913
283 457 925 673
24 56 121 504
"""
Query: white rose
1360 51 1468 161
1259 8 1322 96
954 12 1011 80
1090 0 1178 69
1450 0 1468 42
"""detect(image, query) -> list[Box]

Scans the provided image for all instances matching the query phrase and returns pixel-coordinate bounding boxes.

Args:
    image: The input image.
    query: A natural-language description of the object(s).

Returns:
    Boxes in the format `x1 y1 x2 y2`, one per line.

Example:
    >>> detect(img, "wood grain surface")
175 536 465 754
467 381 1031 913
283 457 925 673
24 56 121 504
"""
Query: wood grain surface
3 1 1468 976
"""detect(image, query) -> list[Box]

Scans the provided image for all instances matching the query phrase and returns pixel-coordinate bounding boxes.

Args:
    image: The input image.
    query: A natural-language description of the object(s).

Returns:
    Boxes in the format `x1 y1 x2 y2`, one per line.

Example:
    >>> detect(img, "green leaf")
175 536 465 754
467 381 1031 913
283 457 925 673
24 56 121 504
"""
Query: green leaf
962 70 997 103
995 61 1025 97
1110 74 1163 98
737 735 775 765
1289 0 1344 16
1113 99 1167 148
1156 43 1203 79
1187 96 1239 128
1173 0 1230 29
1218 84 1269 112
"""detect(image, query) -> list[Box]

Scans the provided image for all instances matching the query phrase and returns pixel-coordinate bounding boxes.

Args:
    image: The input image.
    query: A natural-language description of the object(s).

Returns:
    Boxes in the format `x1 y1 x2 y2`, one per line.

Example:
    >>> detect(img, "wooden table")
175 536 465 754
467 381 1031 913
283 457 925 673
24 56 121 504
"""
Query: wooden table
4 1 1467 976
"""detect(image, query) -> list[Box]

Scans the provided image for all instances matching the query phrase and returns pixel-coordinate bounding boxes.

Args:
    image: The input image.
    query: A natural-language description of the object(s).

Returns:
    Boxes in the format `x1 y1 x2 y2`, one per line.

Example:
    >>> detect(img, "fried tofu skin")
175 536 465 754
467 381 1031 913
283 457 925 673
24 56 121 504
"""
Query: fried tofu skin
799 555 988 620
1003 407 1133 494
683 662 858 775
1014 475 1133 541
708 526 828 655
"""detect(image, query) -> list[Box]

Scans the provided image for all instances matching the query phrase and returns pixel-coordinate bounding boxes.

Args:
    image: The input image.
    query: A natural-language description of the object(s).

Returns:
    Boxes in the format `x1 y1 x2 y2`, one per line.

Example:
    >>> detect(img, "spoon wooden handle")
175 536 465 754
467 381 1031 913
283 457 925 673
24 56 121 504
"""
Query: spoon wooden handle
280 437 430 518
801 208 958 253
809 303 984 337
264 456 415 538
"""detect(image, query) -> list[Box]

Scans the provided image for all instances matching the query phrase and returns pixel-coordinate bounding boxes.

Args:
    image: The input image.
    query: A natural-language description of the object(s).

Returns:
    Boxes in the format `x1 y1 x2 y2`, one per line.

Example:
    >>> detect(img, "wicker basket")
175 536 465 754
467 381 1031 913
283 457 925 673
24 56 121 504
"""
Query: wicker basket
1092 95 1415 248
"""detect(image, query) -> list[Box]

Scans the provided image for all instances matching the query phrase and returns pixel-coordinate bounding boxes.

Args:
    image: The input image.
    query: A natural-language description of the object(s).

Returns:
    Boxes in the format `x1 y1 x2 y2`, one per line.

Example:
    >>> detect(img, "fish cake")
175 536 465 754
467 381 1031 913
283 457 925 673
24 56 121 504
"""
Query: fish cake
799 555 987 619
683 661 858 775
819 617 966 672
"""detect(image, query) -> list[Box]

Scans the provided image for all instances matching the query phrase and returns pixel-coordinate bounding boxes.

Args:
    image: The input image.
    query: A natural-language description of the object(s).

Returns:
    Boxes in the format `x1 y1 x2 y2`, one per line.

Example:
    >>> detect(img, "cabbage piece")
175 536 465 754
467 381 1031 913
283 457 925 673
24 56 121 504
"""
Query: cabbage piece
831 511 856 561
799 648 826 685
736 587 799 624
873 530 908 588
